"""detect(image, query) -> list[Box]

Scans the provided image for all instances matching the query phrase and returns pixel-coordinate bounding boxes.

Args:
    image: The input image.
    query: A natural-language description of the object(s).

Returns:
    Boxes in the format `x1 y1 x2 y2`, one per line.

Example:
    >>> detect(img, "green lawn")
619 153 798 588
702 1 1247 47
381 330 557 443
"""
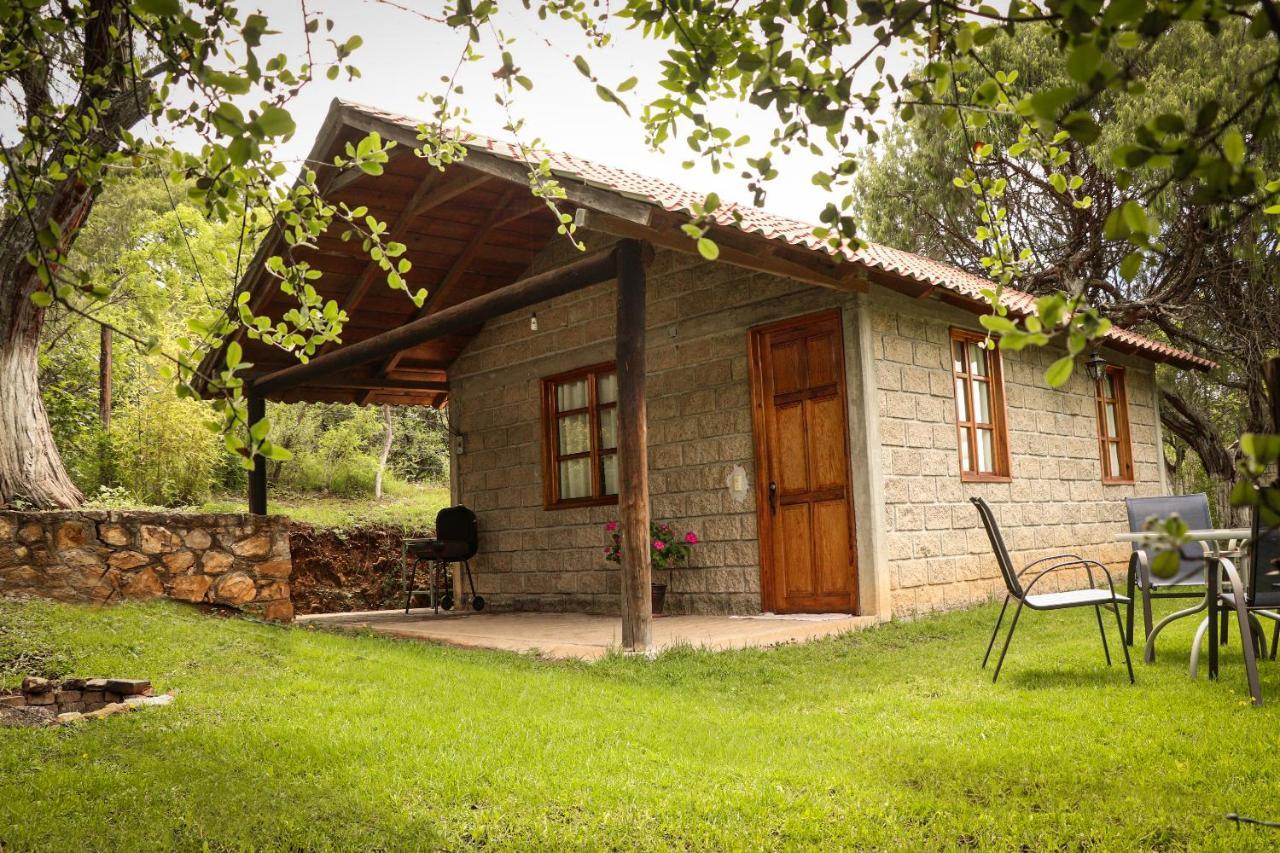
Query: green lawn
2 597 1279 849
197 483 452 531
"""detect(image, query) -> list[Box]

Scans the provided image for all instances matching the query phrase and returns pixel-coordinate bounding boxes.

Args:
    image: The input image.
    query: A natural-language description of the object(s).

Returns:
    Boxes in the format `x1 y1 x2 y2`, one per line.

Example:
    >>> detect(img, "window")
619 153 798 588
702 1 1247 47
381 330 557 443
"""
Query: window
950 328 1011 481
541 363 619 508
1096 366 1135 483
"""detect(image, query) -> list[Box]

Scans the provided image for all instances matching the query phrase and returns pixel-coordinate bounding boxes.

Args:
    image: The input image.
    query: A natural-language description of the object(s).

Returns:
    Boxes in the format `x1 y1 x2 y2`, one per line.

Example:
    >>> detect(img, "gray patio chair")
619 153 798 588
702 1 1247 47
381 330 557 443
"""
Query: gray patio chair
1123 494 1214 651
971 497 1134 684
1189 510 1280 706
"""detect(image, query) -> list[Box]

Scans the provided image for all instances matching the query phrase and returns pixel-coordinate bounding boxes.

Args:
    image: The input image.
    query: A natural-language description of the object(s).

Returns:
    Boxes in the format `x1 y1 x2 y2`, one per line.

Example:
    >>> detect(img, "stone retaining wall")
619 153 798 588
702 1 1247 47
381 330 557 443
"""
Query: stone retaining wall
0 510 293 621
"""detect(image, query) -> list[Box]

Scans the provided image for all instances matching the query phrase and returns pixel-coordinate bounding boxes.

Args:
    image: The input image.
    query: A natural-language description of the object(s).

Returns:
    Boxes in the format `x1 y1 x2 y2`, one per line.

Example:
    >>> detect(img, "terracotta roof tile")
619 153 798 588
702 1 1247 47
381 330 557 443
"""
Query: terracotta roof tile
338 100 1215 372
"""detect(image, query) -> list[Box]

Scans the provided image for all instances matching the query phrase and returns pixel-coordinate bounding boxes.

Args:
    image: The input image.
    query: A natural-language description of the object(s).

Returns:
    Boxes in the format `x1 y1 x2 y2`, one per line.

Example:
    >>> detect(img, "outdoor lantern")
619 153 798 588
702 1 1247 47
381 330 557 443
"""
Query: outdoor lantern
1085 351 1108 383
530 313 538 332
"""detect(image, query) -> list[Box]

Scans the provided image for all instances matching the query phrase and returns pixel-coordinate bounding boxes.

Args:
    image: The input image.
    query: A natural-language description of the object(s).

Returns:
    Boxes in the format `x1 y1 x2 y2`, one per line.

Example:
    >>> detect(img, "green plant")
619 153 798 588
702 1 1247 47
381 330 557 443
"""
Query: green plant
604 520 698 571
109 390 222 506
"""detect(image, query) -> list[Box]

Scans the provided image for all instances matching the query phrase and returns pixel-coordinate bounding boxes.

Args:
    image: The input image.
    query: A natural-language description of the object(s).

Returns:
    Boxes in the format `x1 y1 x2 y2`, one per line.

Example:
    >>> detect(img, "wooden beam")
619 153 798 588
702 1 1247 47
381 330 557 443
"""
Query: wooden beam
577 209 867 293
249 244 623 398
368 186 522 391
338 105 656 227
615 239 652 652
315 169 448 358
312 378 449 392
411 172 492 218
247 395 268 515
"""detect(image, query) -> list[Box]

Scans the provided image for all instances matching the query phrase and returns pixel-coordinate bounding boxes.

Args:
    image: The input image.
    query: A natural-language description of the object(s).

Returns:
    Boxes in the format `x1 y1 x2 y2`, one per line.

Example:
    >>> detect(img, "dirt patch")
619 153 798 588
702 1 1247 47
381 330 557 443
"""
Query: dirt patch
287 523 430 614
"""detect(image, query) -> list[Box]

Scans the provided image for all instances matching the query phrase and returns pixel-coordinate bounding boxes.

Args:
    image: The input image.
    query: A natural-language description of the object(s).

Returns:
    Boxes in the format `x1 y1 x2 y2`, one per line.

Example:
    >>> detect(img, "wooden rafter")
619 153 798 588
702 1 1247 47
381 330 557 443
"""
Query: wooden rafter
249 244 627 398
410 171 492 218
357 185 522 401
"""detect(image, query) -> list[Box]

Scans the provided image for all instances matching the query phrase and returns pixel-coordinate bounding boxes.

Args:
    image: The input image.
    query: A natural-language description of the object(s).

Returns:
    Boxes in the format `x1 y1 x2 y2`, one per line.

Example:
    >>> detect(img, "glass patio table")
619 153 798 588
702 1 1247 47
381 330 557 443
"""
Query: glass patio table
1114 528 1250 679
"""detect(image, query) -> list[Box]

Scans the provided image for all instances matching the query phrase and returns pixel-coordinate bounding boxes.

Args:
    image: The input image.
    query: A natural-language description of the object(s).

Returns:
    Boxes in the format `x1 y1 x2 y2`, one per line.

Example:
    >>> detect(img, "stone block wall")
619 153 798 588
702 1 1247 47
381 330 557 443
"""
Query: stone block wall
0 511 293 621
450 239 1165 620
869 289 1162 615
450 241 855 615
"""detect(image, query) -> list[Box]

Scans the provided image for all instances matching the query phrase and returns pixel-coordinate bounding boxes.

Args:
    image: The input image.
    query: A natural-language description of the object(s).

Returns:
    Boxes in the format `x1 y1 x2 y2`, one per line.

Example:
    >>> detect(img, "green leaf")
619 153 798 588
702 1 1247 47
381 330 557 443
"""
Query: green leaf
1221 127 1245 165
29 290 52 307
1103 0 1146 26
1045 355 1075 388
1029 87 1075 121
1066 43 1102 83
573 55 591 78
697 237 720 261
226 341 243 369
1119 251 1143 281
1151 549 1180 580
1049 173 1068 193
250 418 271 442
134 0 181 15
257 106 297 138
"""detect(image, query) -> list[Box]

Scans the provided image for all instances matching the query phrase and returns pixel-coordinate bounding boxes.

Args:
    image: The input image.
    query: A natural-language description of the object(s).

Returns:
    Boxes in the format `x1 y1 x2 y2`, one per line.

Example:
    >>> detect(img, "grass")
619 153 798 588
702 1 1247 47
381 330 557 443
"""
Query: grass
197 482 452 531
2 597 1280 850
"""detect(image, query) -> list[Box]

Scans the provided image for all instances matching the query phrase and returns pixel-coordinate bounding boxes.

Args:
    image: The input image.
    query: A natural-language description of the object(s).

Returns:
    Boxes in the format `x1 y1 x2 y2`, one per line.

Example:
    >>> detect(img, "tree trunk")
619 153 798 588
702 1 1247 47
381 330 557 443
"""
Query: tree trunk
375 404 393 499
0 183 93 508
0 262 84 508
1160 388 1246 527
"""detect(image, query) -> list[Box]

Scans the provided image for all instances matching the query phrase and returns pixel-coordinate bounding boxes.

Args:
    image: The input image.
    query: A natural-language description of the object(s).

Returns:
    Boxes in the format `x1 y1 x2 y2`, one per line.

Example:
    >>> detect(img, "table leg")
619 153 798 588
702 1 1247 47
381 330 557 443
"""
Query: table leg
1208 555 1219 680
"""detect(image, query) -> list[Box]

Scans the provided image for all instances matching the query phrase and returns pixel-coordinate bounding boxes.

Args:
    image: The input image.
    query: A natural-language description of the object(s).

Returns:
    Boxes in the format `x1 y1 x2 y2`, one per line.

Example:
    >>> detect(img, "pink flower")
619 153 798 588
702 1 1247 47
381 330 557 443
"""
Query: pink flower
605 521 618 532
685 532 698 544
660 523 671 532
652 539 666 551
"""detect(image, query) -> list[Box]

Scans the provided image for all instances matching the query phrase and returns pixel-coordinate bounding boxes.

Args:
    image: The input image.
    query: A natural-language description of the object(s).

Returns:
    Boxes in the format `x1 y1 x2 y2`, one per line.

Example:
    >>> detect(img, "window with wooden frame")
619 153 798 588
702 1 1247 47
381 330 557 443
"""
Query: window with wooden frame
1095 366 1135 483
950 328 1011 482
540 363 619 509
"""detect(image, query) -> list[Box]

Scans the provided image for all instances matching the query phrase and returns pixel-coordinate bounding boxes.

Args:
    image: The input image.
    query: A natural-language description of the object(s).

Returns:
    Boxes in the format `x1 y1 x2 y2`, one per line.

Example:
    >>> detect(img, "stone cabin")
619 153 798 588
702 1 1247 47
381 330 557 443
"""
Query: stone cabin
197 99 1214 623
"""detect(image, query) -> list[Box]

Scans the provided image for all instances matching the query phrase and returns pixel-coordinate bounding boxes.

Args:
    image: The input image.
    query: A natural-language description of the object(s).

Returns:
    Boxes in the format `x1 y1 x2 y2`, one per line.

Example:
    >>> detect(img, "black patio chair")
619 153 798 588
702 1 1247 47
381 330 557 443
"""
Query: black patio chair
1192 509 1280 706
1123 494 1215 650
971 496 1134 684
403 505 483 613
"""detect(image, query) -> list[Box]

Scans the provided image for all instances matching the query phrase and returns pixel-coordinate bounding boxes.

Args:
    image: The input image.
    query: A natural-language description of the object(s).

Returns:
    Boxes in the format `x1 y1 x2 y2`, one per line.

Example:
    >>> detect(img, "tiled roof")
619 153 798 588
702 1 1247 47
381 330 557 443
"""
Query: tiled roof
338 100 1215 372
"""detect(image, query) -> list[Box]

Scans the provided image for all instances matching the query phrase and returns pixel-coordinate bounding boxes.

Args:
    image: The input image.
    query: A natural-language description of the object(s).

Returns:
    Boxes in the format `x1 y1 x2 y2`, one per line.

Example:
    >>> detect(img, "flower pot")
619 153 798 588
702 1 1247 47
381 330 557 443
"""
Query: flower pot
651 582 667 616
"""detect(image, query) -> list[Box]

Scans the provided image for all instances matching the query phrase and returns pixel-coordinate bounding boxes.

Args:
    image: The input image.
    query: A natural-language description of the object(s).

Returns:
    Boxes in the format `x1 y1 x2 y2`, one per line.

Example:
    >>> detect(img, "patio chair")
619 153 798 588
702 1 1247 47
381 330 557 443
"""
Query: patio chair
971 497 1134 684
1123 494 1214 649
403 505 483 613
1190 510 1280 706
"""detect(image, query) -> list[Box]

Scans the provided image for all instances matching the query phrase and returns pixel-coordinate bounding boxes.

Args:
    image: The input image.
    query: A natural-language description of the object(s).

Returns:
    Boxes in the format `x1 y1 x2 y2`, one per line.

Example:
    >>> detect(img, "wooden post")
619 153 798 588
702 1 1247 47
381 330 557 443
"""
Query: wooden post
98 326 112 429
1269 356 1280 434
247 394 268 515
615 239 651 651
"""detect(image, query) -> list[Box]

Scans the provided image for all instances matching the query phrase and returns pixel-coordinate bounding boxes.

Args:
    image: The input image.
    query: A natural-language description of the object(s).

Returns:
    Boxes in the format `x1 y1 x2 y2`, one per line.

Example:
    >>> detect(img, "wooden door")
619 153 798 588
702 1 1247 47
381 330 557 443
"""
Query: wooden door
749 310 858 613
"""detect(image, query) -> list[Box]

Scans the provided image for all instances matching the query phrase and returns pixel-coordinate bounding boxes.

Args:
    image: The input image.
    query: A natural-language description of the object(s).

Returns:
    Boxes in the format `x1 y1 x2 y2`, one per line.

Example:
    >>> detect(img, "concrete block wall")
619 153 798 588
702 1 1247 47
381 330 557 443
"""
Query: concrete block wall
449 241 854 615
450 238 1165 619
869 289 1162 616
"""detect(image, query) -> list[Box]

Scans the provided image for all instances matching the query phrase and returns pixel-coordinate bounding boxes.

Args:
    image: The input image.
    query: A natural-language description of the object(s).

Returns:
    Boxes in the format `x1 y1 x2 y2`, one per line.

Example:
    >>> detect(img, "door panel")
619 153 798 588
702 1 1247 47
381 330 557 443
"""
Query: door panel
750 310 858 613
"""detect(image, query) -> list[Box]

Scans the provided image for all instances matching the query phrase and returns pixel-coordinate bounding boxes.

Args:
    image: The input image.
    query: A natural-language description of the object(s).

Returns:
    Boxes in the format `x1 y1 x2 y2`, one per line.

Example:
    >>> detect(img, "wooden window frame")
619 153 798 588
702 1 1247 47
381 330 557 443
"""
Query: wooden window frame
949 328 1012 483
540 362 620 510
1095 365 1136 484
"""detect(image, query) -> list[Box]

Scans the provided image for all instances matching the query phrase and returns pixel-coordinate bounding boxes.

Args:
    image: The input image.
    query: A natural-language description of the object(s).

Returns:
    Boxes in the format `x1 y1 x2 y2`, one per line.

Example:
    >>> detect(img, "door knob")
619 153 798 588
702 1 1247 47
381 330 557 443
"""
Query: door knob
768 481 778 514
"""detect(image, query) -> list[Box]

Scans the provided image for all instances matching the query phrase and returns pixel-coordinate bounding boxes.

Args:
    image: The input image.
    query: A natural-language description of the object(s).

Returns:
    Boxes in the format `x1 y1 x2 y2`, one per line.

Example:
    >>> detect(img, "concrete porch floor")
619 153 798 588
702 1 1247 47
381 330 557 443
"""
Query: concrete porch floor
296 608 883 660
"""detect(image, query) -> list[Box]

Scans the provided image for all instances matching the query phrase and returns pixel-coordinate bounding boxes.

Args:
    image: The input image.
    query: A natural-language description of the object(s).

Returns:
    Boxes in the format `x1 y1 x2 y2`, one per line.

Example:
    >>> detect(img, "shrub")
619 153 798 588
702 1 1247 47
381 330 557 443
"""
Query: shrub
110 391 222 506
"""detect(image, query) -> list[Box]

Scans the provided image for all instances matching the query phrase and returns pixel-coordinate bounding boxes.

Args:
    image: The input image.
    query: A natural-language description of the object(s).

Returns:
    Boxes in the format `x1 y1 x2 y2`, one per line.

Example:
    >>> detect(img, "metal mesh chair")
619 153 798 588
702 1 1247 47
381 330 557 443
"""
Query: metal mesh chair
403 505 482 613
1193 511 1280 706
1123 494 1214 650
971 497 1134 684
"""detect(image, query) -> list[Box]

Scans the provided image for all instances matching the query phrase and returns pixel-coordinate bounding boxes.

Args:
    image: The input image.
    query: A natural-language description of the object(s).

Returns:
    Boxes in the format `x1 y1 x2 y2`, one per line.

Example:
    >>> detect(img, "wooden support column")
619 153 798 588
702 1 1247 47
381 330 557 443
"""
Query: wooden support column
615 239 651 651
98 326 112 429
247 395 268 516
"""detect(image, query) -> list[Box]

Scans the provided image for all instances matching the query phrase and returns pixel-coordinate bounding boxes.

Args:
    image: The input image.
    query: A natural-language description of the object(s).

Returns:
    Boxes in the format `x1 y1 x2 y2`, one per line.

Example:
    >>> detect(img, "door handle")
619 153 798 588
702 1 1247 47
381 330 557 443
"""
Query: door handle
768 481 778 514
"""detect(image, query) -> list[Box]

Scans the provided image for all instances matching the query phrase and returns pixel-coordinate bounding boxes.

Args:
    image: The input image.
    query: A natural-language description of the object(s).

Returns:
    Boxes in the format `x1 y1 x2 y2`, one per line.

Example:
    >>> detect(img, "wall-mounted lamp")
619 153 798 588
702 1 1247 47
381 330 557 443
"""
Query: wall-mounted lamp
530 313 538 332
454 434 465 455
1085 350 1108 383
725 464 750 508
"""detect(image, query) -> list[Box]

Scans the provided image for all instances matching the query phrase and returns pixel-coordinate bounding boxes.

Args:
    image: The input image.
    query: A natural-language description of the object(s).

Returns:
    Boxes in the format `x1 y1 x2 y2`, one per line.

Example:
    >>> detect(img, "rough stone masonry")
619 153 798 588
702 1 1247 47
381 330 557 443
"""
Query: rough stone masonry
0 510 293 621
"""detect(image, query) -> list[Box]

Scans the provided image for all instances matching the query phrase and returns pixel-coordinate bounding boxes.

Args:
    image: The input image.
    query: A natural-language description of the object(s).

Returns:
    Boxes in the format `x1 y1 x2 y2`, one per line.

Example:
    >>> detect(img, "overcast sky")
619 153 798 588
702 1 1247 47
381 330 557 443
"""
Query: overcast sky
240 0 917 224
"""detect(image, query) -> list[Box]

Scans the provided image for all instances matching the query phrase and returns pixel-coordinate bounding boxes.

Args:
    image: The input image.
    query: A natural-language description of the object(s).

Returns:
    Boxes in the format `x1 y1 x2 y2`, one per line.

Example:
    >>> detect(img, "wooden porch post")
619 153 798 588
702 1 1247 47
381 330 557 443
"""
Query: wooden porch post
615 239 651 651
247 394 268 516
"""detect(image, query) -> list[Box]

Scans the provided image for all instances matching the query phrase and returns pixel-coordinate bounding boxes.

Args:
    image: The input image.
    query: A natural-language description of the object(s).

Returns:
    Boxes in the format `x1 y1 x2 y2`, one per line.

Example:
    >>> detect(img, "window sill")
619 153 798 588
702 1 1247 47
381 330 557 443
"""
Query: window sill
1102 478 1137 486
960 473 1013 484
544 496 619 511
